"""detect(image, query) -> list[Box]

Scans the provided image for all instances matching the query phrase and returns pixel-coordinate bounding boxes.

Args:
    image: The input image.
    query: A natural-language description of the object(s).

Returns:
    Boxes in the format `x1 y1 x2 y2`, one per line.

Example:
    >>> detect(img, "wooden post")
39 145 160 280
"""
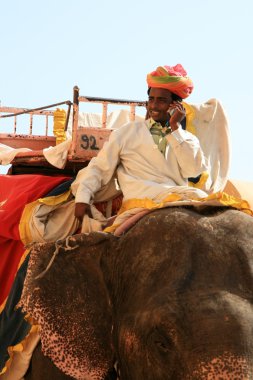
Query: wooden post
29 114 33 135
102 102 108 128
70 86 79 157
45 115 49 136
14 116 17 134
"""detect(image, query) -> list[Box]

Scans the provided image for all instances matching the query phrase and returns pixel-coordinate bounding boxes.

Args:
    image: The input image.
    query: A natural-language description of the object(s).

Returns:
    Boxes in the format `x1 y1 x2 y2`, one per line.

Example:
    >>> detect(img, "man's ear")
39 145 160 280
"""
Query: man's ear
19 233 115 380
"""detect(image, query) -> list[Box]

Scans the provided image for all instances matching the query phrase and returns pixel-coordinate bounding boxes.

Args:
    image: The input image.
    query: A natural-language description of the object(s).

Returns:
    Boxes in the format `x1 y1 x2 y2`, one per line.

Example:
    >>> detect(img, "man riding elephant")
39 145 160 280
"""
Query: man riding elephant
2 64 251 379
17 65 252 380
72 64 209 224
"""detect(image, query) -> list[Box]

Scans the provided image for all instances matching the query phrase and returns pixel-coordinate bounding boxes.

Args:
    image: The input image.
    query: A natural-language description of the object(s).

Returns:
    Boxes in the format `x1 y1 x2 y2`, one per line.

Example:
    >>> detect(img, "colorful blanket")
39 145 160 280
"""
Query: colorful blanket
0 174 70 376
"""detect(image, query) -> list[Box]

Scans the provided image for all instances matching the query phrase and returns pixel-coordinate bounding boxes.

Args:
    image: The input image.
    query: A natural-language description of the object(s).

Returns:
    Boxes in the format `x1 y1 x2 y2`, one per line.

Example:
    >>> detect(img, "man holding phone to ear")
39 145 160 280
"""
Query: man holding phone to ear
71 64 208 222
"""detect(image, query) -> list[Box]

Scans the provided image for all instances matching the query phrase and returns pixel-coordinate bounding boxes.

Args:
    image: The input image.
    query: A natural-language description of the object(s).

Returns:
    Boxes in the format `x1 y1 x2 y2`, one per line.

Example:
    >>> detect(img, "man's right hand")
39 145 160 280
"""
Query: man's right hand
75 202 91 222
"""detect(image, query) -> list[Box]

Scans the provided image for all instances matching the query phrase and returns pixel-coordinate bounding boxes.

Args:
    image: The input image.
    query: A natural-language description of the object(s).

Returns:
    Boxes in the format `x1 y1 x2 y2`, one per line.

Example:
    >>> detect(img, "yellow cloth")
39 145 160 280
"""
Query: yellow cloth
104 191 253 234
53 108 66 145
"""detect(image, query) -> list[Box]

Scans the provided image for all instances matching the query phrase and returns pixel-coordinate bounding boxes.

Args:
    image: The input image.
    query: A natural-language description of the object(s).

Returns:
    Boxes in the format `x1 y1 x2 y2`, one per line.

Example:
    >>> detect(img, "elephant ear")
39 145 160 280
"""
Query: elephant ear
19 233 115 380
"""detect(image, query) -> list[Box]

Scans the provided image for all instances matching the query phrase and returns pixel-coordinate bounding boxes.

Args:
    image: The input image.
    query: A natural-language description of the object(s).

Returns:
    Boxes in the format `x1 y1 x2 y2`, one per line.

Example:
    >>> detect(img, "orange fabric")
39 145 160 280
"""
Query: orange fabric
147 64 194 98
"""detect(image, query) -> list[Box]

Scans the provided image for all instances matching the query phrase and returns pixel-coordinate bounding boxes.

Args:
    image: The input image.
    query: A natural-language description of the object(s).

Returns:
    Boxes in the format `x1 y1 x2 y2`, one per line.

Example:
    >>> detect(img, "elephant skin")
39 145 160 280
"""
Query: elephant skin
20 207 253 380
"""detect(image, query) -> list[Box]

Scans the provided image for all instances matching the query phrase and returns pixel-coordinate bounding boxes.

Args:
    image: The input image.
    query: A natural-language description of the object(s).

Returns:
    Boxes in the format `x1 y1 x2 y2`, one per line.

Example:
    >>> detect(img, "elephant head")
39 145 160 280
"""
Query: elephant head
20 207 253 379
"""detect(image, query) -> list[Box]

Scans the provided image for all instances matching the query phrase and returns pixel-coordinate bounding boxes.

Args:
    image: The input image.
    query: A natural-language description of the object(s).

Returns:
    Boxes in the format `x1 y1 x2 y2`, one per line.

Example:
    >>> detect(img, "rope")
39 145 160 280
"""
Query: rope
34 236 79 280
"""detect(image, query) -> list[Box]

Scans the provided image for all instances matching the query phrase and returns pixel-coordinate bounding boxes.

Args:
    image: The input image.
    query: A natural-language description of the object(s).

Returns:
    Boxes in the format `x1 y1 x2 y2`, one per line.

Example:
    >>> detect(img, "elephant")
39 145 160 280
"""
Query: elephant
19 206 253 380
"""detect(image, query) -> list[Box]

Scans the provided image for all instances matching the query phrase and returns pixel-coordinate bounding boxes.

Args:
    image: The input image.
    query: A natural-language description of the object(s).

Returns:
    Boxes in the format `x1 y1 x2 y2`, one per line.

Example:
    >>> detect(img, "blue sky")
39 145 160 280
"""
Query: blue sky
1 0 252 181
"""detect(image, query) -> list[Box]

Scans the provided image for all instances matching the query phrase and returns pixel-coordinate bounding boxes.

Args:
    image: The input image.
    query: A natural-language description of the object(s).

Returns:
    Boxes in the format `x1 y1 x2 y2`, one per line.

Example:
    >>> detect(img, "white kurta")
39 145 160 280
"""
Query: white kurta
71 119 208 204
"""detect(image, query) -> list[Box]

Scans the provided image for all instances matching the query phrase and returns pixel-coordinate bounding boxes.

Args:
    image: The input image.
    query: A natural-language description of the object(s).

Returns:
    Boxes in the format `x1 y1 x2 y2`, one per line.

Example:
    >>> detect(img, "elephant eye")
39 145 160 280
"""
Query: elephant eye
148 328 174 353
154 339 171 352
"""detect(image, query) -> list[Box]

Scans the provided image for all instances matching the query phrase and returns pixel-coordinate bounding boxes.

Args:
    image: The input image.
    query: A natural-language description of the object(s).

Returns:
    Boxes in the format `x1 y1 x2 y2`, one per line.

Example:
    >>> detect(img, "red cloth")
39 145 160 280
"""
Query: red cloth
0 174 70 305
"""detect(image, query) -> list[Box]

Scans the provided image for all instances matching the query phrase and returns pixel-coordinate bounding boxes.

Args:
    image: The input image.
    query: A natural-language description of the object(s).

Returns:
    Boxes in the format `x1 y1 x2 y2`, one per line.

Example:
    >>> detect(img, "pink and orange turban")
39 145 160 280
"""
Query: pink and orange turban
146 64 194 99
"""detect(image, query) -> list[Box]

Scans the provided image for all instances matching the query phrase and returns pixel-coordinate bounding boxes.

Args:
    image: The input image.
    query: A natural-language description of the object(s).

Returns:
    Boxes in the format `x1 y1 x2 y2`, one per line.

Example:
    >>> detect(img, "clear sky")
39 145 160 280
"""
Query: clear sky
1 0 252 181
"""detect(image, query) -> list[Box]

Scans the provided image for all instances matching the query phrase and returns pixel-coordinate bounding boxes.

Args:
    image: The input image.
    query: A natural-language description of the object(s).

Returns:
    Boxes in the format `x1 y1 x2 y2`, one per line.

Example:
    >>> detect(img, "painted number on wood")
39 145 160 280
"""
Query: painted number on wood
81 134 99 150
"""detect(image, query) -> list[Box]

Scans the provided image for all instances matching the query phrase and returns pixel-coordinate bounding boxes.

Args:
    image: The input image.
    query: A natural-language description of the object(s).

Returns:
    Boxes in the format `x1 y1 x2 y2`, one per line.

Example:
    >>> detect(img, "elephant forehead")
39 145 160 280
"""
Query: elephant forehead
115 209 253 302
177 291 253 350
119 290 253 338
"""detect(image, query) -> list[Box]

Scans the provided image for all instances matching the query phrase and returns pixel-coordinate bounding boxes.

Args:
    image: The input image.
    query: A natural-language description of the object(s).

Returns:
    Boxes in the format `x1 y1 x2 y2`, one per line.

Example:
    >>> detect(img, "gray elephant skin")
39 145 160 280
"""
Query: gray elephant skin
21 207 253 380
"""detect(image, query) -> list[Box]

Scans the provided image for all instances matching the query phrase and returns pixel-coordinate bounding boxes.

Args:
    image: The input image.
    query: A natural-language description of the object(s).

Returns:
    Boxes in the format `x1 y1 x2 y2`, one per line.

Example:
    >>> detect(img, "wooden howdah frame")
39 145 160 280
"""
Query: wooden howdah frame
0 86 146 175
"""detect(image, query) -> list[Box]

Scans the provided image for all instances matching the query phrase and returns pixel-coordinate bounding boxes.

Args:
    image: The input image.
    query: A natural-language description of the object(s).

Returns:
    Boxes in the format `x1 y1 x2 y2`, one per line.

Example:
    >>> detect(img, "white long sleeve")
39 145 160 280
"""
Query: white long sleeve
71 131 121 204
166 126 208 178
71 120 208 204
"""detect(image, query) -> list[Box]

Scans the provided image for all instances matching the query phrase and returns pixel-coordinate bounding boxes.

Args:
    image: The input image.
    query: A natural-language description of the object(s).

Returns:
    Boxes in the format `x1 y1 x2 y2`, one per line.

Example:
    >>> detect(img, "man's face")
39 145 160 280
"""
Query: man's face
147 88 173 123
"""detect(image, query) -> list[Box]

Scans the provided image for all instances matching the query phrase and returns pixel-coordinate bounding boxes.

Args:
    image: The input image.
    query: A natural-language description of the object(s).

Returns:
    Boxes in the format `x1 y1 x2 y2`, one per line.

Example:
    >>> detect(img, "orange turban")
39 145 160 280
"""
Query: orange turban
146 64 194 99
